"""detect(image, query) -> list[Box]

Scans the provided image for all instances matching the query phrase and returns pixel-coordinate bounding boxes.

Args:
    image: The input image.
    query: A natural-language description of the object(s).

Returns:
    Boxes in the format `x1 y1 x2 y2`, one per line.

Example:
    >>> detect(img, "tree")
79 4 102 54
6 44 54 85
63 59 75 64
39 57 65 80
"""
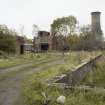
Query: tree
80 24 104 50
0 25 18 54
79 25 95 50
67 34 81 50
51 16 77 36
51 16 77 51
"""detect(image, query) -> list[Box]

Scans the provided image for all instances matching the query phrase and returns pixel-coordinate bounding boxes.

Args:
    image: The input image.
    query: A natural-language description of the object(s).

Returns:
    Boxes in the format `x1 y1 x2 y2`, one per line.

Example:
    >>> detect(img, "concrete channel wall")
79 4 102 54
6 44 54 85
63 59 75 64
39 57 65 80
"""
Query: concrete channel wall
55 54 104 86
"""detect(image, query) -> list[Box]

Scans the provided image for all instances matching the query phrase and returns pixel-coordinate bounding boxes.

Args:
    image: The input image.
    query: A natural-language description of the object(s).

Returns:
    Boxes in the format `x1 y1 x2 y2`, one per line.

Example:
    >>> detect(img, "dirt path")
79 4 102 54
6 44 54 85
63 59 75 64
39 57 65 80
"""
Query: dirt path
0 57 62 74
0 59 64 105
0 62 34 74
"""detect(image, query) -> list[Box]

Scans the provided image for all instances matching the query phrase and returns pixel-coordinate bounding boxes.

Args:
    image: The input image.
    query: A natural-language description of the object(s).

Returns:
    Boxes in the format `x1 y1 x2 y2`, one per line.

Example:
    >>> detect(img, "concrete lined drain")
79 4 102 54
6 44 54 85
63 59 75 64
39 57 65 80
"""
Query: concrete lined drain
49 54 104 87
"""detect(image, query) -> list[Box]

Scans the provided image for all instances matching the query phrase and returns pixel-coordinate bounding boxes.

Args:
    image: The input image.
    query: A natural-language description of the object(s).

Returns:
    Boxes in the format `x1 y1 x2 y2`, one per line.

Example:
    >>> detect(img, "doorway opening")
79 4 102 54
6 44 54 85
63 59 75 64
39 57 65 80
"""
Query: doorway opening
41 43 49 51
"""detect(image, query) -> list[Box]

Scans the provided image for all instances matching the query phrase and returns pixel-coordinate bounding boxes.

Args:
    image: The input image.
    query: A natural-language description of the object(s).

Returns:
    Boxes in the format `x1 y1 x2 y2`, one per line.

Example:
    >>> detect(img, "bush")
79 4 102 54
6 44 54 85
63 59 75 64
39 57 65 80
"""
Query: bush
0 25 18 54
0 50 8 58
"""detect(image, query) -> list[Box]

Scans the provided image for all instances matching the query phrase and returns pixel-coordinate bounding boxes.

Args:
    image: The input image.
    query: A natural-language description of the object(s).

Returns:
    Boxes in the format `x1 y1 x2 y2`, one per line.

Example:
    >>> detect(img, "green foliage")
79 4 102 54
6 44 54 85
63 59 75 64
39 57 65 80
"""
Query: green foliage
65 89 105 105
20 84 105 105
79 24 104 50
80 24 104 50
22 81 47 105
51 14 104 51
66 24 104 50
0 50 8 58
82 61 105 87
14 52 98 105
66 34 81 50
51 16 77 51
0 53 60 69
67 25 94 50
51 16 77 36
0 25 18 54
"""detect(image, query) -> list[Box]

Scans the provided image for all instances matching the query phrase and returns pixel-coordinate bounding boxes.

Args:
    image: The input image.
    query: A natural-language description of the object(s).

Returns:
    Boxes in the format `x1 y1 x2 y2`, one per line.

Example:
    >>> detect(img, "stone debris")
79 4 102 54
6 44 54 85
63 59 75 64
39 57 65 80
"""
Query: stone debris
56 95 66 104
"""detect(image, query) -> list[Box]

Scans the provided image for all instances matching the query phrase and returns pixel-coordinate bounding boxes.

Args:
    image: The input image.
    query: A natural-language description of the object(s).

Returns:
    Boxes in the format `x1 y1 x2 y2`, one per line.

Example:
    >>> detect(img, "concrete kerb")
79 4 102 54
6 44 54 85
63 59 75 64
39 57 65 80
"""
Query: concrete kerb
48 54 104 87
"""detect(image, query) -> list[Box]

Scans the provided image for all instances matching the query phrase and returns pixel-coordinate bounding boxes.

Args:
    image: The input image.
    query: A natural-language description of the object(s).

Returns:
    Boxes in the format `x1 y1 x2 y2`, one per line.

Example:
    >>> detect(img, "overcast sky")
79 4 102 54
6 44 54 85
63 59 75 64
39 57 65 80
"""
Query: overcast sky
0 0 105 38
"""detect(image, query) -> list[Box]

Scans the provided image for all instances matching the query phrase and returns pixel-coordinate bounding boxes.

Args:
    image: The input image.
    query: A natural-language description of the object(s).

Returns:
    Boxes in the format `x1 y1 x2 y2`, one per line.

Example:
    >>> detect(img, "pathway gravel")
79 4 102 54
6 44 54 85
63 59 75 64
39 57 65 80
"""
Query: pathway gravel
0 59 64 105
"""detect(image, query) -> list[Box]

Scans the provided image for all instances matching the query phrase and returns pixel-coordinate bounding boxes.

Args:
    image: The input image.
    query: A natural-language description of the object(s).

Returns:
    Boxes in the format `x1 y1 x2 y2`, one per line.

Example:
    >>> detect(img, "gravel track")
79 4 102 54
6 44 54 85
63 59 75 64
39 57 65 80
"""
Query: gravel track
0 59 64 105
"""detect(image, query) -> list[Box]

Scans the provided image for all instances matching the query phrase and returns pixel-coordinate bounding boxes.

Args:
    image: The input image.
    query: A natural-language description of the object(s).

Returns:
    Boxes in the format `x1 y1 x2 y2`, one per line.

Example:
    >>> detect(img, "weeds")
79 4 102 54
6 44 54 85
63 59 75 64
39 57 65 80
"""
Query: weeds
82 61 105 87
15 52 101 105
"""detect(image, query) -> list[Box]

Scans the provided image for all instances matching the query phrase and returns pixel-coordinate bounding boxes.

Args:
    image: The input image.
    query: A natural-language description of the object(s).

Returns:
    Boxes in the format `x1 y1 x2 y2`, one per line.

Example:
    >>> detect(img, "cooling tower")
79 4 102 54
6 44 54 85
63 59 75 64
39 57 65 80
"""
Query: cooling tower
91 11 102 35
91 11 103 49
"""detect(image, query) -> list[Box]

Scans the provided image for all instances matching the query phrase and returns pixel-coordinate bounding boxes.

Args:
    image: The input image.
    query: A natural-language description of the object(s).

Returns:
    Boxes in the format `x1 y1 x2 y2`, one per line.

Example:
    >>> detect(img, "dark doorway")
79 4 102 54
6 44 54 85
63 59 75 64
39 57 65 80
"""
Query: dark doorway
20 45 24 54
41 43 49 51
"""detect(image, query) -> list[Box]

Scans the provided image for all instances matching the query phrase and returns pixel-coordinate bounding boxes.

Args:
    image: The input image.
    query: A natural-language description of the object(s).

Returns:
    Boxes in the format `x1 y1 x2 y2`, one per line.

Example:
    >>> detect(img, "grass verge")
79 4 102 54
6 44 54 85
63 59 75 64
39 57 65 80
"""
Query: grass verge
14 52 99 105
81 60 105 87
0 53 61 69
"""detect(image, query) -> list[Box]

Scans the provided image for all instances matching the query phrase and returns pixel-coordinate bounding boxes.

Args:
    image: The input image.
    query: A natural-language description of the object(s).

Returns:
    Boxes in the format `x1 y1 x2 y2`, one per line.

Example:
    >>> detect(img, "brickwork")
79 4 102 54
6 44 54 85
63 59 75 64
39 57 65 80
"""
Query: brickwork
34 31 55 51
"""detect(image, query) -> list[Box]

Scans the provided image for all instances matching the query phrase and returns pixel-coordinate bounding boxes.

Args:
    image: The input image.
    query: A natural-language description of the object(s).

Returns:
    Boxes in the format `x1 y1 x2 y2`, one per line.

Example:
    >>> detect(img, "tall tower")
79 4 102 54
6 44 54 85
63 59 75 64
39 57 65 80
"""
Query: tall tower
91 11 103 49
91 11 102 39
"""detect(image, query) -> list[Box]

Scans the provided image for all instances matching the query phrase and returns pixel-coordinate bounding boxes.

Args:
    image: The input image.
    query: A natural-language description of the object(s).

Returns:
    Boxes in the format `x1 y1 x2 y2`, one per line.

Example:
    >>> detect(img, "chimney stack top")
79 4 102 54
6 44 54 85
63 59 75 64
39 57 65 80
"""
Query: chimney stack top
91 11 101 15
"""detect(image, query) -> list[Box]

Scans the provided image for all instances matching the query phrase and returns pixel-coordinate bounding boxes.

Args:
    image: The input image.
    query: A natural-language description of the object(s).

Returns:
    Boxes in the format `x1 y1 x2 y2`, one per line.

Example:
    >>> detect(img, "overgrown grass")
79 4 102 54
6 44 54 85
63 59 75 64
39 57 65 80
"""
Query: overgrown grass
0 54 39 69
82 60 105 87
0 55 63 81
18 86 105 105
17 72 105 105
0 53 62 69
14 51 99 105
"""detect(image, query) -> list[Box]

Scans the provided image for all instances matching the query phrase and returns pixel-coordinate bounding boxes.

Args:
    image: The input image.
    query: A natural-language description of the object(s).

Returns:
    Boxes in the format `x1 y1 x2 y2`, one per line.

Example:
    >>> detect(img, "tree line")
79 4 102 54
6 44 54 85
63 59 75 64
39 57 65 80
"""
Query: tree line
0 15 104 55
51 16 104 51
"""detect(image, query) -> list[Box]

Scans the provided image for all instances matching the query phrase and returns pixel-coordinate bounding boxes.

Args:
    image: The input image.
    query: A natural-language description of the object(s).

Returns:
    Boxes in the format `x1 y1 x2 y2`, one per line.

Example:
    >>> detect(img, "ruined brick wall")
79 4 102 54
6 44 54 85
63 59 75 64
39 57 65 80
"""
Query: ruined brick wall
34 31 56 51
